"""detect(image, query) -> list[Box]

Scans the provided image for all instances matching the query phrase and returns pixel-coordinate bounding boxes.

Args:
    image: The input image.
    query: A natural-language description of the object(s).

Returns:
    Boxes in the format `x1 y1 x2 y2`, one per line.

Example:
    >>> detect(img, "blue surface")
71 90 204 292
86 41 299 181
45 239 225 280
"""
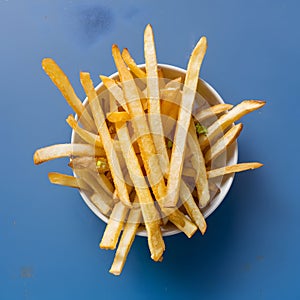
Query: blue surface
1 0 299 299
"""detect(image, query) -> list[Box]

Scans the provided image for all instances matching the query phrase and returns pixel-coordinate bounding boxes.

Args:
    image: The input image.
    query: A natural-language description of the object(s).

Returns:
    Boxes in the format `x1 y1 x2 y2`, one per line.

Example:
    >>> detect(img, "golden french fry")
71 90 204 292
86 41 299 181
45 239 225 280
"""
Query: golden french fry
115 120 165 261
66 115 103 148
48 172 90 191
100 201 129 250
42 58 95 131
166 36 207 208
180 180 206 234
80 72 132 208
187 122 210 208
207 162 263 178
199 100 266 150
144 24 169 176
205 123 243 165
99 75 129 112
33 143 105 165
107 111 130 123
194 103 233 123
112 43 196 237
109 197 141 275
122 48 146 78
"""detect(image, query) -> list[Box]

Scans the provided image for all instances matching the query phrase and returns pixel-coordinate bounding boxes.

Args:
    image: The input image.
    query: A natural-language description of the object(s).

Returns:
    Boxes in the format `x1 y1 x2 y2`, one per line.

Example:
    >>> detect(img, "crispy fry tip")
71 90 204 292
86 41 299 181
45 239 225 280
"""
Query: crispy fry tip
33 151 41 165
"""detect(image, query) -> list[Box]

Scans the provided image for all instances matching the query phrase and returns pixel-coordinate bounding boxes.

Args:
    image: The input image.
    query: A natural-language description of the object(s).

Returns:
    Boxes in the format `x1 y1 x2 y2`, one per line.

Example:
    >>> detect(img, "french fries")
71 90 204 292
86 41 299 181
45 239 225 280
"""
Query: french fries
166 36 207 208
144 24 169 175
42 58 95 131
205 123 243 165
100 201 129 250
122 48 146 79
66 114 103 148
109 197 142 275
199 100 266 150
115 120 165 261
99 76 129 112
187 121 210 208
33 143 105 165
48 172 90 191
207 162 263 178
80 72 132 208
34 24 265 276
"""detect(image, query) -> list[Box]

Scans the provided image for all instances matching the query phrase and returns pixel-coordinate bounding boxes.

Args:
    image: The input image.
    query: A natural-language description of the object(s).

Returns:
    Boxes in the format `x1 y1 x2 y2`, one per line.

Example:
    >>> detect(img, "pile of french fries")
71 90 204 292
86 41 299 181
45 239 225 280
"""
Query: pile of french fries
33 24 265 275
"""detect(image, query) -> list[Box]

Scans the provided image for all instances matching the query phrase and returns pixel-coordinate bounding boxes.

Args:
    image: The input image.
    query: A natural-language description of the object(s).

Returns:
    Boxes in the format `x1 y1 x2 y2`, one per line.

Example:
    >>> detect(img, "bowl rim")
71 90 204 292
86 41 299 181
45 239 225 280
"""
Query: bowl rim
71 63 238 237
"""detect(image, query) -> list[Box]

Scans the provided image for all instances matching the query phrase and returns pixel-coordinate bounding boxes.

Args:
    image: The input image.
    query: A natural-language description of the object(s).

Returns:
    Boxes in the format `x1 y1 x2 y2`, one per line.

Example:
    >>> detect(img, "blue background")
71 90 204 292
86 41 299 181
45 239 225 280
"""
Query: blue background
1 0 299 299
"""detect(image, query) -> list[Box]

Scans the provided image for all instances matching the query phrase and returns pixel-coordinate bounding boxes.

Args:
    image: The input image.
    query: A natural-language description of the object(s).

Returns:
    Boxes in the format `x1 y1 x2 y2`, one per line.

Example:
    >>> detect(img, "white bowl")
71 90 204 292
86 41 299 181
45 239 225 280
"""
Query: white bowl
71 64 238 237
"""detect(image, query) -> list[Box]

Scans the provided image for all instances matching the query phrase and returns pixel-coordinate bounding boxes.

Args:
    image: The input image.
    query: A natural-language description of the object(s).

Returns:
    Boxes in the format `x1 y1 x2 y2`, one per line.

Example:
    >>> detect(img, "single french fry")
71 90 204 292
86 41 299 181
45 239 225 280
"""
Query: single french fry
166 36 207 208
112 43 196 237
33 143 105 165
107 111 130 123
205 123 243 165
109 197 142 275
100 201 129 250
42 58 95 131
144 24 169 176
99 75 129 112
207 162 263 178
199 100 266 150
122 48 146 78
188 121 210 207
48 172 90 191
66 115 103 148
180 180 206 234
80 72 132 208
194 103 233 123
115 121 165 261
